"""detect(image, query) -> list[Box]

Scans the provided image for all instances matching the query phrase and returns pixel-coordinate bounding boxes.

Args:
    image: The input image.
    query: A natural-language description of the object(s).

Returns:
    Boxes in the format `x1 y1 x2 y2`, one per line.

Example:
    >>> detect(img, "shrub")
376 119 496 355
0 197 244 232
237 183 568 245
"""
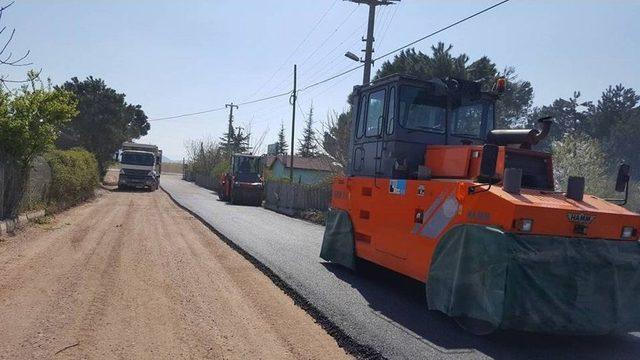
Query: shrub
46 148 99 210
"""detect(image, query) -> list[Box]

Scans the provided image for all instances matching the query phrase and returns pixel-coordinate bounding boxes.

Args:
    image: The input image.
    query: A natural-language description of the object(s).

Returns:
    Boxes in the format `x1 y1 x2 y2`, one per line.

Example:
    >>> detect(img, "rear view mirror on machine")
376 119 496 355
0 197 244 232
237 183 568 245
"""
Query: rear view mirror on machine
606 163 631 205
478 144 499 183
615 164 631 193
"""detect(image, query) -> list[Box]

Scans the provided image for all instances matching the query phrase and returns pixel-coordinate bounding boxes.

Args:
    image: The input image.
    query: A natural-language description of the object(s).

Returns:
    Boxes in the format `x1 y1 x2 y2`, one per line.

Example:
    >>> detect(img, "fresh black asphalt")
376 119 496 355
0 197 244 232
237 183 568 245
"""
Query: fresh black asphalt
161 175 640 360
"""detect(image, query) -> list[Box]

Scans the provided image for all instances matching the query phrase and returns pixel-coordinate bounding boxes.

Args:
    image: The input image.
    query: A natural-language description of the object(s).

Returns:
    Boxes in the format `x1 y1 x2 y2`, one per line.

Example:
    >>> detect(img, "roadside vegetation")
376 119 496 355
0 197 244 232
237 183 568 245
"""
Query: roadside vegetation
46 148 100 212
56 77 150 177
0 4 150 221
0 73 78 218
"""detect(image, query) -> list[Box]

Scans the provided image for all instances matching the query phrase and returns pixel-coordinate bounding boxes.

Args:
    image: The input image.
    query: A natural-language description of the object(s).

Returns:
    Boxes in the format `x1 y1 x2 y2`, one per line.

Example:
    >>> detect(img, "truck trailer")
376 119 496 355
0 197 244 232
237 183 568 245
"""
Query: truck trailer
118 142 162 191
320 75 640 335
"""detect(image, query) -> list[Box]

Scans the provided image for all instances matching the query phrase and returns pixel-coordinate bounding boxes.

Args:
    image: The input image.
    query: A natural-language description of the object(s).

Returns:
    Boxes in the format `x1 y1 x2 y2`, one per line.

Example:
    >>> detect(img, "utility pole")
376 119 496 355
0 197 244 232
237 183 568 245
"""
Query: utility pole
225 103 238 153
347 0 399 85
289 65 297 182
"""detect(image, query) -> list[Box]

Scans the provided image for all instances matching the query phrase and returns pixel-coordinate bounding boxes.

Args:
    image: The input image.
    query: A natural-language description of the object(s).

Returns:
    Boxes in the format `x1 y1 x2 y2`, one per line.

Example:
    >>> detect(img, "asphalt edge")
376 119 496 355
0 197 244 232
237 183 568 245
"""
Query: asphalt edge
161 185 385 360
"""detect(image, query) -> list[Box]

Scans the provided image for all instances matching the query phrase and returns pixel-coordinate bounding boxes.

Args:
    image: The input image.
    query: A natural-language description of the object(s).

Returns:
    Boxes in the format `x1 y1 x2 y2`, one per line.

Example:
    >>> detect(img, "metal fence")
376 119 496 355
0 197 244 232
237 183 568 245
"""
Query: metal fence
0 155 51 220
194 172 218 191
264 180 332 216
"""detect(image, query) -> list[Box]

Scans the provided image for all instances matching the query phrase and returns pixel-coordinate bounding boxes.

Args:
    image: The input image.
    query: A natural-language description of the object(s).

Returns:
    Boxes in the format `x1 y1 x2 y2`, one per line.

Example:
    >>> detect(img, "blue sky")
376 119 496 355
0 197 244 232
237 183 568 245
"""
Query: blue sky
3 0 639 160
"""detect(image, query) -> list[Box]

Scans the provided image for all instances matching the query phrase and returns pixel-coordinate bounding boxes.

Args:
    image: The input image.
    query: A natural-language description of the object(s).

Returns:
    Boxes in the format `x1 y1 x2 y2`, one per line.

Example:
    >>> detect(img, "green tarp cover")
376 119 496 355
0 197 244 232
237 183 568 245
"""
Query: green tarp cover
427 224 640 334
320 209 356 270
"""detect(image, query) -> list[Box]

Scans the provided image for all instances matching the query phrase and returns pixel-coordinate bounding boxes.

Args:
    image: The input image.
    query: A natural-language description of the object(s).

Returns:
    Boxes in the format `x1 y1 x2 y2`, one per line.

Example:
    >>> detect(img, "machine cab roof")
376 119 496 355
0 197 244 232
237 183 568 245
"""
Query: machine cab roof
349 75 497 179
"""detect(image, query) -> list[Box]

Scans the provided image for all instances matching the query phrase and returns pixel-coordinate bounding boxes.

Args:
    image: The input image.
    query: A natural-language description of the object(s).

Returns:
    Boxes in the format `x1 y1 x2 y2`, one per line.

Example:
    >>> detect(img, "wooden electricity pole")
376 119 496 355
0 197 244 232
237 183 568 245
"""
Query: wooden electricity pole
347 0 399 85
225 103 238 153
289 65 297 182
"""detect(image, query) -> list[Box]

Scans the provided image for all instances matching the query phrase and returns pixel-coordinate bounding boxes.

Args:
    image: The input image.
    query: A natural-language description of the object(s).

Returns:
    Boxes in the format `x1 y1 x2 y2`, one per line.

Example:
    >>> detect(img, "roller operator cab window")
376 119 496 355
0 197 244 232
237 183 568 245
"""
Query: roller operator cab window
356 94 366 138
386 87 395 134
233 156 260 174
398 85 446 132
451 102 494 139
233 156 261 183
365 89 385 137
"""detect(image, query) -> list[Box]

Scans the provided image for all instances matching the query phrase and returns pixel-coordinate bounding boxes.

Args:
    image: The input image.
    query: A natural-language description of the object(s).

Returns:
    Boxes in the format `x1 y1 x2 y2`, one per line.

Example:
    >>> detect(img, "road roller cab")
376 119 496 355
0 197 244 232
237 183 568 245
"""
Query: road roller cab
321 74 640 335
218 154 264 206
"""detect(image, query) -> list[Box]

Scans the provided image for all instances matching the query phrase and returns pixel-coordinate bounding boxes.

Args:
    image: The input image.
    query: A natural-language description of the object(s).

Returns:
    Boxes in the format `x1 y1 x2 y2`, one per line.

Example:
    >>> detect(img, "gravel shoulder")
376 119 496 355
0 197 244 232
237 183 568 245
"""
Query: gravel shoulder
0 188 350 359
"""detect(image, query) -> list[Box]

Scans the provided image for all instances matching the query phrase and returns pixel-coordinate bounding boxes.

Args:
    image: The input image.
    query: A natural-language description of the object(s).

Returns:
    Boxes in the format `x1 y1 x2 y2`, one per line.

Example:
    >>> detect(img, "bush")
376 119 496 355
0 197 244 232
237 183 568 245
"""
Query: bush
46 148 99 210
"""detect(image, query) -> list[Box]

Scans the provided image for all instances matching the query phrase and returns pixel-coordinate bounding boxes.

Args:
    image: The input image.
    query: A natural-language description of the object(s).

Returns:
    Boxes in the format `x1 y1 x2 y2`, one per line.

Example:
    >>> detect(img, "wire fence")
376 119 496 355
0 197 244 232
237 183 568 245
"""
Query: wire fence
0 153 51 220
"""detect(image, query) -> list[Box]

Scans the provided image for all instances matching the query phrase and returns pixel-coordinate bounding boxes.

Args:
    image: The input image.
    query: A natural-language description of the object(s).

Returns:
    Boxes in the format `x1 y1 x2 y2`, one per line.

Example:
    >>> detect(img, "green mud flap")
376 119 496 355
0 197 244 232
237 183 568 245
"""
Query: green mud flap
320 208 356 270
426 225 508 333
426 224 640 335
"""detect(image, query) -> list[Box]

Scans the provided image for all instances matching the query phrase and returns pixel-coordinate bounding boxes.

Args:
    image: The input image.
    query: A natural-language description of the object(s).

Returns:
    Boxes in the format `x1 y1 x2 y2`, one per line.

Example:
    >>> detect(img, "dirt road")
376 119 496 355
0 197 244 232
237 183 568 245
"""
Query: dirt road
0 189 350 359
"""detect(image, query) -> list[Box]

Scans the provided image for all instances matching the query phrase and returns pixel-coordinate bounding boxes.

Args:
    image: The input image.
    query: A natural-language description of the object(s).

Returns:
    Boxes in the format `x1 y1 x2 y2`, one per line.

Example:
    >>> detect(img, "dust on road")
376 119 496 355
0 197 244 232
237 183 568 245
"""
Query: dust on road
0 189 350 359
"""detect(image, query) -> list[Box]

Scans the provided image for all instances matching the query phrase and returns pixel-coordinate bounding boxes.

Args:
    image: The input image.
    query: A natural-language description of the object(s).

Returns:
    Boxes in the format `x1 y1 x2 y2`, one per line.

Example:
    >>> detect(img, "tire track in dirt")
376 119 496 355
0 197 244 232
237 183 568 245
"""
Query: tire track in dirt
0 192 129 359
0 189 351 359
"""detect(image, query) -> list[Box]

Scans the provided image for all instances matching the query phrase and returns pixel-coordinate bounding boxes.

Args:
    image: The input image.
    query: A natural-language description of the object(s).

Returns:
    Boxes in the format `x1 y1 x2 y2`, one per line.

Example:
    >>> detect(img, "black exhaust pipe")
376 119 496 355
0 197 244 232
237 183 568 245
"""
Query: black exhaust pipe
487 116 554 149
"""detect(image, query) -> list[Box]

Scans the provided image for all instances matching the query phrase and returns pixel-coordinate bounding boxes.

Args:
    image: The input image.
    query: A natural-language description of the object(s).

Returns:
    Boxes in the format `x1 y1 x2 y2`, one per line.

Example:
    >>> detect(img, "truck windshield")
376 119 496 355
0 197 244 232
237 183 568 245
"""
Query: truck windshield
121 152 155 166
398 85 446 133
450 102 494 139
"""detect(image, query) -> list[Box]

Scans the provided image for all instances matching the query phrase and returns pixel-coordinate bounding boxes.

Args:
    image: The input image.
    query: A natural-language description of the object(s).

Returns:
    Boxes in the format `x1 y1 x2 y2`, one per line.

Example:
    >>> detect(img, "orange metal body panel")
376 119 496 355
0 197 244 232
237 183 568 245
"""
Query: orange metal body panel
426 145 553 183
331 176 640 283
425 146 474 178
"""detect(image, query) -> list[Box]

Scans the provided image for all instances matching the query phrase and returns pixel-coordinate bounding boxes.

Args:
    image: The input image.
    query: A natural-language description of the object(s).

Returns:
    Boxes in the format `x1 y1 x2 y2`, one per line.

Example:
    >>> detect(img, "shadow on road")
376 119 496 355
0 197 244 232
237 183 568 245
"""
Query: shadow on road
322 261 640 360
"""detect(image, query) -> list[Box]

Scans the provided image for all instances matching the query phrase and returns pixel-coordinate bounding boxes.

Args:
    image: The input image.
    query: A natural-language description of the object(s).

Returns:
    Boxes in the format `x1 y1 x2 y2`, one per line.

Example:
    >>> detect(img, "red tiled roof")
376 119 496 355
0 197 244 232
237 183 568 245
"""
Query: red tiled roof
264 155 341 172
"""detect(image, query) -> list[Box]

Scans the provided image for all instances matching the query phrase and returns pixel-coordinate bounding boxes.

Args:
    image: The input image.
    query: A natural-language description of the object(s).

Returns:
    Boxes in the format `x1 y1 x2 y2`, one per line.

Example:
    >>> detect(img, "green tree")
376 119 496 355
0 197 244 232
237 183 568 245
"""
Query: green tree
530 84 640 177
320 110 351 169
527 91 593 151
276 121 288 155
297 105 318 157
220 123 250 155
56 76 150 176
552 134 609 196
375 43 534 128
0 73 78 217
588 85 640 176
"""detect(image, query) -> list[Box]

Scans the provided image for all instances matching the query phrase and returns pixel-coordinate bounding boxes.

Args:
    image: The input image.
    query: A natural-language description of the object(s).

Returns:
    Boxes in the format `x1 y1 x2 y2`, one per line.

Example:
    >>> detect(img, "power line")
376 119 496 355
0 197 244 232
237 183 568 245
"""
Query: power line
243 0 338 101
149 0 511 122
300 6 359 68
149 90 291 122
373 0 510 63
303 0 511 91
148 106 226 121
303 22 366 85
264 5 360 97
376 2 399 50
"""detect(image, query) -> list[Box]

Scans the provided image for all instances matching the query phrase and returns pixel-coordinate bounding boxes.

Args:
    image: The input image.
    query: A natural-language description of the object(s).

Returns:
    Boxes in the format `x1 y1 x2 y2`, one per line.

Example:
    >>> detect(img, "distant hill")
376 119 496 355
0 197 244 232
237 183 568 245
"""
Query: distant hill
162 155 175 163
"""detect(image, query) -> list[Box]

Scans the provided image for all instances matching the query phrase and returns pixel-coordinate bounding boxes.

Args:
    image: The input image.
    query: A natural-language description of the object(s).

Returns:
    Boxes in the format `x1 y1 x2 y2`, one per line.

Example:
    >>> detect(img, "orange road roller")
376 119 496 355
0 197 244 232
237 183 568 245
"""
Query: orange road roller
321 75 640 335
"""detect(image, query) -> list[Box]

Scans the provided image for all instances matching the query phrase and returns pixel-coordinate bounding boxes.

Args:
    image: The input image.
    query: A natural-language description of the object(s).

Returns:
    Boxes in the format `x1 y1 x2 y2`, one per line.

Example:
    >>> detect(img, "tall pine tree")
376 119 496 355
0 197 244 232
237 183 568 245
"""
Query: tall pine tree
219 116 250 155
297 105 318 158
276 121 288 155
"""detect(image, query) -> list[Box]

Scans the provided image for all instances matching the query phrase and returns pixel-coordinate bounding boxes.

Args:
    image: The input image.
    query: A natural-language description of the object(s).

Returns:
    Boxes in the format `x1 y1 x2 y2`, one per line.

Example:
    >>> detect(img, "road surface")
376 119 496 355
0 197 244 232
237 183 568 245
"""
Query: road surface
161 174 640 360
0 188 349 359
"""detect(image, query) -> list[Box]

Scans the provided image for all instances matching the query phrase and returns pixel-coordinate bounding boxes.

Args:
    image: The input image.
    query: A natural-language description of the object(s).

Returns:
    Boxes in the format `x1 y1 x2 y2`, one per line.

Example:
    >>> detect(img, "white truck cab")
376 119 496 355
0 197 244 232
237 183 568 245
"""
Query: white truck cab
118 142 162 191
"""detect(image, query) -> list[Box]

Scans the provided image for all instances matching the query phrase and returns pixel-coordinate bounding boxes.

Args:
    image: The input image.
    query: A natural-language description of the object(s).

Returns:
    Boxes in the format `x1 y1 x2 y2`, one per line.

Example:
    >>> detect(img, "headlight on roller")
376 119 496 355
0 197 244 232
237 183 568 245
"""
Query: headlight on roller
515 218 533 232
621 226 636 240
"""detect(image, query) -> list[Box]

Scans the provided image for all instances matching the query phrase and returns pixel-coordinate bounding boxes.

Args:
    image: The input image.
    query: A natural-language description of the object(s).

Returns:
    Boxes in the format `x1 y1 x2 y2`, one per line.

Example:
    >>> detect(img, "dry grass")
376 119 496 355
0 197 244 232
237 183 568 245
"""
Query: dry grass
162 162 183 174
